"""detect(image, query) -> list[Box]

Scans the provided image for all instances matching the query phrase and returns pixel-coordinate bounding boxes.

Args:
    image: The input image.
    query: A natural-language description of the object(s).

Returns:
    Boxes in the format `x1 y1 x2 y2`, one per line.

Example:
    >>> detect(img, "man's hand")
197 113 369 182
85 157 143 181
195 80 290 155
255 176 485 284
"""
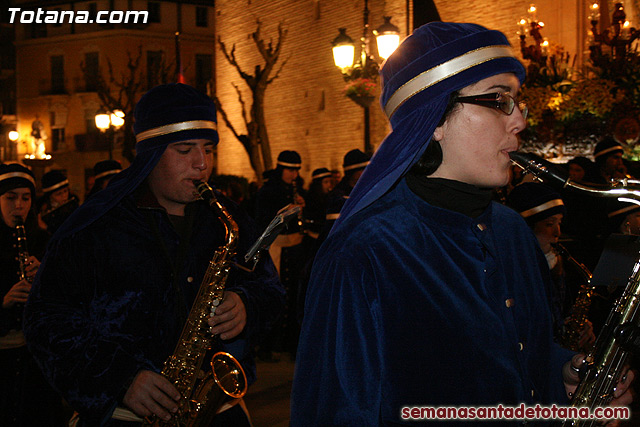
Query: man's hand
123 370 181 422
2 279 31 309
207 291 246 340
563 354 634 426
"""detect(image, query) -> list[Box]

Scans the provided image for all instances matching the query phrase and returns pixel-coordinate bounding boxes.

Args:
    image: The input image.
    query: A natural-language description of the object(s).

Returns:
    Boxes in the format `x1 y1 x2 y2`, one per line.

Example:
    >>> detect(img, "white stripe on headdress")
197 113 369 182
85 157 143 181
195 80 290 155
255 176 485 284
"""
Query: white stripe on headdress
42 179 69 193
608 204 640 218
594 145 624 158
135 120 217 143
313 172 331 179
343 161 370 172
0 172 36 187
277 161 301 168
94 169 121 180
519 199 564 218
384 45 517 119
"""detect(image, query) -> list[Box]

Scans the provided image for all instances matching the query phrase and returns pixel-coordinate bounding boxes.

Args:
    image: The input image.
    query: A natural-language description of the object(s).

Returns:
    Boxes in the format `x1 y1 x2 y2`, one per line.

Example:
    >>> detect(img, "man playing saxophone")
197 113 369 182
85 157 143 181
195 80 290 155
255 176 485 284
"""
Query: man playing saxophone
24 84 285 426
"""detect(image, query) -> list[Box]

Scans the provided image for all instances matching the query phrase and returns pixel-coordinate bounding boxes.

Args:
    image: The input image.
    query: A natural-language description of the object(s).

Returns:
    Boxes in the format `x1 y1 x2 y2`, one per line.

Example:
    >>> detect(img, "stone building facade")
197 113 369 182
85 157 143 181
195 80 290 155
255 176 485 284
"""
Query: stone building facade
8 0 603 194
214 0 591 183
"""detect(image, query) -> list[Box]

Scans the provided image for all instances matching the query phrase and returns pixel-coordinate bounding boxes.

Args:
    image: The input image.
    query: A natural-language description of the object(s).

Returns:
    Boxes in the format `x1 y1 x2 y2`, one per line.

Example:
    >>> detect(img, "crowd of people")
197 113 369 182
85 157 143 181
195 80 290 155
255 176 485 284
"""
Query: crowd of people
1 20 640 427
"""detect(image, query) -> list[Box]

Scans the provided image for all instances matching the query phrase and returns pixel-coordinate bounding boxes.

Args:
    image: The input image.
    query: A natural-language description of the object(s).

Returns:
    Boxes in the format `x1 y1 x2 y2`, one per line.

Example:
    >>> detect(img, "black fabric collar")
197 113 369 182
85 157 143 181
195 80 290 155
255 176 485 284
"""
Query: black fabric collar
405 172 493 219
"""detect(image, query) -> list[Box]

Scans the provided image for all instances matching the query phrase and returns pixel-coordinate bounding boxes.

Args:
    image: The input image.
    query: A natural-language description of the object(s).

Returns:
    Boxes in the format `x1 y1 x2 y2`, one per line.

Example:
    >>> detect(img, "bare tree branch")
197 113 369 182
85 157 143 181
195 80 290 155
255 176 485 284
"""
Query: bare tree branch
213 97 247 150
218 37 253 83
232 83 249 126
217 20 287 179
267 55 290 84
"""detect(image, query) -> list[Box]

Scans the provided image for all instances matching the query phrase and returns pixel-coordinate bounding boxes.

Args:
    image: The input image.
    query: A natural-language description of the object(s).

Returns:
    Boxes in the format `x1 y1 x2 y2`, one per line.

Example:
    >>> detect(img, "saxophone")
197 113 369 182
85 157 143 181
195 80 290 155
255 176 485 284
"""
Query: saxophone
552 242 594 352
144 181 247 426
510 152 639 426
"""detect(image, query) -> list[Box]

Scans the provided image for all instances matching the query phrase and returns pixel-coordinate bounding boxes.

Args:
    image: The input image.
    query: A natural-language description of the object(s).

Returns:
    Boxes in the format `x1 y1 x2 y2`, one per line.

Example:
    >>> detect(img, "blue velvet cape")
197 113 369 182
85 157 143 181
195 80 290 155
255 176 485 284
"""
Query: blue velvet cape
291 179 574 426
24 190 284 426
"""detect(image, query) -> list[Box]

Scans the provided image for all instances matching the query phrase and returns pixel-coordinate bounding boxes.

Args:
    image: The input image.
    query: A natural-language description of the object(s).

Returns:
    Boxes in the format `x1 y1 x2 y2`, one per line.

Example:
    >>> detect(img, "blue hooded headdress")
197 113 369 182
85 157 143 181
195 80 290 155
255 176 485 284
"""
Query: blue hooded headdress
331 22 526 232
52 83 218 240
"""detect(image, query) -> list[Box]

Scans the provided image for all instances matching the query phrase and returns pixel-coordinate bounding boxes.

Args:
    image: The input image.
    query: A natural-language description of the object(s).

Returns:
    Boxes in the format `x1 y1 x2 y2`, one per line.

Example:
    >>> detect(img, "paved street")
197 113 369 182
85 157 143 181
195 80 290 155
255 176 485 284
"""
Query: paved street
245 356 296 427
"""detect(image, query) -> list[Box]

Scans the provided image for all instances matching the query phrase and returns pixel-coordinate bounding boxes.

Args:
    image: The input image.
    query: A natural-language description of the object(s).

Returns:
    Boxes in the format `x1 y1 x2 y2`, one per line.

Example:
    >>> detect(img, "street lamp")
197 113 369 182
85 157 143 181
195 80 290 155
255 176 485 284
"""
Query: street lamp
331 0 400 154
95 109 125 159
4 130 19 162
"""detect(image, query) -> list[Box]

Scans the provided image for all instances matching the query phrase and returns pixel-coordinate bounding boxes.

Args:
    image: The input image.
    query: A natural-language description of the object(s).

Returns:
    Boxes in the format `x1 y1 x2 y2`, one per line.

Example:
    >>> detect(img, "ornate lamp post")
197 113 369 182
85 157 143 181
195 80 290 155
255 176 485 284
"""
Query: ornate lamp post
517 5 549 74
588 2 639 66
331 0 400 154
95 110 125 159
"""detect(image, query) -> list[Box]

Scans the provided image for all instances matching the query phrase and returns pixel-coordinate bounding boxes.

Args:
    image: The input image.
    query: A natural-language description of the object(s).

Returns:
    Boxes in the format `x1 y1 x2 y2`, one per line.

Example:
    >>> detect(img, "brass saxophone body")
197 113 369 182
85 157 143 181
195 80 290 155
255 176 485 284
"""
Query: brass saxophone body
562 267 640 426
553 242 594 352
145 181 247 426
509 152 639 426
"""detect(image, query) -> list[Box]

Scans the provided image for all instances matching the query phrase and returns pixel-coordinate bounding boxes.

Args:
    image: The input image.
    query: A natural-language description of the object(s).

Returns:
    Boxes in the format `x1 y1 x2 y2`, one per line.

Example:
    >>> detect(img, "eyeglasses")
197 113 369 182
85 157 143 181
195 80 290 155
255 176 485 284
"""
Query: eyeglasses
457 92 528 120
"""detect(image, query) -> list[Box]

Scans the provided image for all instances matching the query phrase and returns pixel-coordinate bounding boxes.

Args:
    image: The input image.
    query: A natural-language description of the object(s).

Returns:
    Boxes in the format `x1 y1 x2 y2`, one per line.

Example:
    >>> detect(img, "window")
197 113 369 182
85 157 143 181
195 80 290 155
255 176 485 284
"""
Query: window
147 50 164 89
50 55 65 94
196 7 208 27
51 128 65 151
148 2 161 23
84 52 99 92
195 54 212 93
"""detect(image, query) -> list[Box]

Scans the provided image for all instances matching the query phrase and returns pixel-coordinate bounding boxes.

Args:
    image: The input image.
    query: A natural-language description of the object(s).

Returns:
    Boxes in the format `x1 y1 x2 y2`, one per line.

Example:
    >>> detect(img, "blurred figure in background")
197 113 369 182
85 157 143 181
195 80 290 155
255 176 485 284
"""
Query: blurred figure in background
1 163 66 426
507 182 595 352
567 156 597 183
37 170 79 235
86 160 122 200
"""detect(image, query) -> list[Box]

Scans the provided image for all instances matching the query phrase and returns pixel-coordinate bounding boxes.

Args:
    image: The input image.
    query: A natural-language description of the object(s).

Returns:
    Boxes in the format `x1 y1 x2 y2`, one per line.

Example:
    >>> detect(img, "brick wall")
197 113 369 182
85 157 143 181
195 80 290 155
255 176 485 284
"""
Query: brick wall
214 0 585 184
215 0 409 183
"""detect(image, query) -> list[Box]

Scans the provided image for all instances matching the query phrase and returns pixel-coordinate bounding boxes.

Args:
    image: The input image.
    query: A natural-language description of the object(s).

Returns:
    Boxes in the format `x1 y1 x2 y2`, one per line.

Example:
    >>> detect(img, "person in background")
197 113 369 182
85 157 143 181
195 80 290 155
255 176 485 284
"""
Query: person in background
303 167 333 241
329 169 341 190
37 170 79 234
23 84 284 426
507 182 595 352
322 149 371 236
562 147 619 268
566 156 597 183
291 22 633 426
0 163 66 426
254 150 307 361
86 160 122 199
593 137 629 184
607 199 640 236
296 167 333 325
